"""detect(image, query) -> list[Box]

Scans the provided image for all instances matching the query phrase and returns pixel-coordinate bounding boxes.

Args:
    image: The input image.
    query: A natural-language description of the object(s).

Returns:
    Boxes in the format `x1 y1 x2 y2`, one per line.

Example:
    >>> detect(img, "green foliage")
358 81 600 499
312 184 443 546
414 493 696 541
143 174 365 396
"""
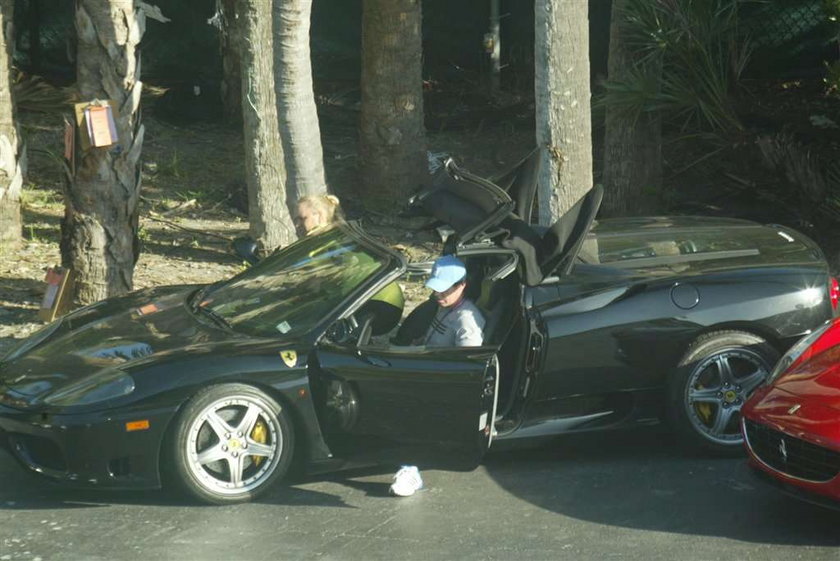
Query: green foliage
600 0 752 133
158 151 182 179
825 60 840 95
823 0 840 96
825 0 840 21
142 0 220 81
27 223 40 243
21 184 60 208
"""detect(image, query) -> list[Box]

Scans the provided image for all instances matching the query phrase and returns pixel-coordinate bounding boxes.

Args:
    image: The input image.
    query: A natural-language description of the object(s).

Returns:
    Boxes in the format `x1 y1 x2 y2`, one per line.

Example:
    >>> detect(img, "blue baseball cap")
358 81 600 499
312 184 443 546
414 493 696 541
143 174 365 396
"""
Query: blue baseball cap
426 255 467 292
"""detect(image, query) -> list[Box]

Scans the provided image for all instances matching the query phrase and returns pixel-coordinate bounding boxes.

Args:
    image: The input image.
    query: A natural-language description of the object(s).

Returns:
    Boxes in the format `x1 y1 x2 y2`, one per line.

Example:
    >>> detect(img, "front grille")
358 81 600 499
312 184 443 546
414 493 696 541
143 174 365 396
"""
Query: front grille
744 419 840 482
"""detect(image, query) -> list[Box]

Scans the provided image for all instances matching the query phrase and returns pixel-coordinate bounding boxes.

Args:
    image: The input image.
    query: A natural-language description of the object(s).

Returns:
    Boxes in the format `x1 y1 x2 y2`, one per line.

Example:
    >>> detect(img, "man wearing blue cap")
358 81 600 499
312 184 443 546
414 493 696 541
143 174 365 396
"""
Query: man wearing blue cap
423 255 485 347
390 255 486 498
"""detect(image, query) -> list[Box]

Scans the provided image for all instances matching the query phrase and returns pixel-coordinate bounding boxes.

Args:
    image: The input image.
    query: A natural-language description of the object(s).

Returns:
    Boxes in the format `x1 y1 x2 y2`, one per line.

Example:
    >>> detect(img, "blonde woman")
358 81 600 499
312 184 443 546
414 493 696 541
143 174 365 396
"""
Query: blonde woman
295 193 404 336
294 194 342 237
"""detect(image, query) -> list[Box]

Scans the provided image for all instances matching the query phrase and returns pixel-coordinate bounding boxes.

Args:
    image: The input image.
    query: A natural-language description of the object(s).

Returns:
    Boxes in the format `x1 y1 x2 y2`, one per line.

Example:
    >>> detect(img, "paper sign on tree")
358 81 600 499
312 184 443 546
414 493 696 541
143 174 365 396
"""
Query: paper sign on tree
84 104 118 147
39 267 74 322
74 100 119 150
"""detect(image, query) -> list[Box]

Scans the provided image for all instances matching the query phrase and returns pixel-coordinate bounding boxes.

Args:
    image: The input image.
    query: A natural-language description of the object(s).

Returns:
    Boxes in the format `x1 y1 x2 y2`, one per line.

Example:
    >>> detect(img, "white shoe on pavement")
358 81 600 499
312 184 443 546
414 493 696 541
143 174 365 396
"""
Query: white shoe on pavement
390 465 424 497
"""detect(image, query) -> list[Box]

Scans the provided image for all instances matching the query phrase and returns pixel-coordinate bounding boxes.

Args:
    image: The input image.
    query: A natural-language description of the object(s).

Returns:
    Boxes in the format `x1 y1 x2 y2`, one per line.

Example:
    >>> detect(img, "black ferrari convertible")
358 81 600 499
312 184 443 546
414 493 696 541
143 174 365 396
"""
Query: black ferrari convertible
0 158 836 504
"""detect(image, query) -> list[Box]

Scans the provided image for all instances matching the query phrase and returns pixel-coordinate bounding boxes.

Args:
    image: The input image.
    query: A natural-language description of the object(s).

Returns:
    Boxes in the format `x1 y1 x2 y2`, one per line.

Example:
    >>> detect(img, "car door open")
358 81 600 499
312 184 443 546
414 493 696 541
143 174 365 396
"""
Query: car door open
312 339 499 470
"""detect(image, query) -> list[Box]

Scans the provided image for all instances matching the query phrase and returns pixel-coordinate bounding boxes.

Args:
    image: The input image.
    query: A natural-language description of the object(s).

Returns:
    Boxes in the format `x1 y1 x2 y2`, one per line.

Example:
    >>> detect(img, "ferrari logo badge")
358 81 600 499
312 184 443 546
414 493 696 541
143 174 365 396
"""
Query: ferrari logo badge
280 350 297 368
787 404 801 415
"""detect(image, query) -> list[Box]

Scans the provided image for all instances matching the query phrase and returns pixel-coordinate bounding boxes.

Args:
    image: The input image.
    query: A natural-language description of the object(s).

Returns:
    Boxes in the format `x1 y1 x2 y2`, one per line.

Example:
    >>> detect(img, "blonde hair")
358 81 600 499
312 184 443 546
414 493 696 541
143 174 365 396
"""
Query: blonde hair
297 193 342 227
297 194 342 231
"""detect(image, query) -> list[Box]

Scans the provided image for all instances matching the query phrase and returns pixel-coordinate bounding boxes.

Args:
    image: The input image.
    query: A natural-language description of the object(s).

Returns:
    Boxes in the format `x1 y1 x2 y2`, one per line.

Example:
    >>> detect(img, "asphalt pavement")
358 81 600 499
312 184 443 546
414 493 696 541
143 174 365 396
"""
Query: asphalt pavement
1 427 840 560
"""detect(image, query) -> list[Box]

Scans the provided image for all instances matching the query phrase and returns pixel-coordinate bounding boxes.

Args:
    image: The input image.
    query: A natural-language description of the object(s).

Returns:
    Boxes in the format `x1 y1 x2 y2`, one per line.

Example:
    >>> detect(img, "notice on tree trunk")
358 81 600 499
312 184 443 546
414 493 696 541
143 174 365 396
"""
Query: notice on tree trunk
39 267 74 322
74 100 120 151
85 105 118 147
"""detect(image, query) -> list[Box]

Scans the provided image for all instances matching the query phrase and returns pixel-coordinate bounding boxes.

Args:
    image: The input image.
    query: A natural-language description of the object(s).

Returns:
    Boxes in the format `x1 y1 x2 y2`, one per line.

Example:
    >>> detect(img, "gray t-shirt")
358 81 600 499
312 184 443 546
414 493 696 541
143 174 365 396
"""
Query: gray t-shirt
424 298 486 347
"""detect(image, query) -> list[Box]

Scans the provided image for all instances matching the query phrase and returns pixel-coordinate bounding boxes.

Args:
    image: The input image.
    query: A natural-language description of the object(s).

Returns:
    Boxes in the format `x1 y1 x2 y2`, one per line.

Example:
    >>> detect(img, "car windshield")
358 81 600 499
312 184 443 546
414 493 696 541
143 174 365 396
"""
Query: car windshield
196 225 390 337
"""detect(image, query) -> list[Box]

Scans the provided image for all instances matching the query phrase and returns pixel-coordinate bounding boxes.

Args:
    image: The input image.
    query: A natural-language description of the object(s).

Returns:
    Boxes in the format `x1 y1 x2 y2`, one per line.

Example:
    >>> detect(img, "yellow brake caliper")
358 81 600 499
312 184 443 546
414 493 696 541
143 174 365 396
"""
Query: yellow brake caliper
694 383 712 424
250 419 268 467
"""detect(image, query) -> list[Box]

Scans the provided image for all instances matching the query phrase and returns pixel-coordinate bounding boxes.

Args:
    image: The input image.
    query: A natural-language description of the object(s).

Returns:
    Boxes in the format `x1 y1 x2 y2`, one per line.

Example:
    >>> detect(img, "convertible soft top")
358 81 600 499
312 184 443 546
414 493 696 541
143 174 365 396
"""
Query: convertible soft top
409 151 602 286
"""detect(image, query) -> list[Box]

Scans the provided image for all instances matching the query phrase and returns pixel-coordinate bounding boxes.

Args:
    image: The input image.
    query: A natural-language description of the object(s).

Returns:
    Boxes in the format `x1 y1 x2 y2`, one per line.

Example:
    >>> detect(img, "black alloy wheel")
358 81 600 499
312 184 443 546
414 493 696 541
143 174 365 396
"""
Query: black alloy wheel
668 330 779 455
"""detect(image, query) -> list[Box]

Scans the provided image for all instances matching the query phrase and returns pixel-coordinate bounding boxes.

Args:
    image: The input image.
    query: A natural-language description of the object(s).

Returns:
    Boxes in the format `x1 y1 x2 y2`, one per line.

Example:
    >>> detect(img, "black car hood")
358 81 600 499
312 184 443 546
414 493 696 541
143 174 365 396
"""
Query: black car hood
0 286 237 401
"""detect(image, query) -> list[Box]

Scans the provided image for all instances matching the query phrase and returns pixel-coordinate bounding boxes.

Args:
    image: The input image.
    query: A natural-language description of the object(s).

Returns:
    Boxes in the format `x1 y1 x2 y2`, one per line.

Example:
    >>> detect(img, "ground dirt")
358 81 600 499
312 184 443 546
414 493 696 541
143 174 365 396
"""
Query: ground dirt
1 77 838 355
0 88 534 354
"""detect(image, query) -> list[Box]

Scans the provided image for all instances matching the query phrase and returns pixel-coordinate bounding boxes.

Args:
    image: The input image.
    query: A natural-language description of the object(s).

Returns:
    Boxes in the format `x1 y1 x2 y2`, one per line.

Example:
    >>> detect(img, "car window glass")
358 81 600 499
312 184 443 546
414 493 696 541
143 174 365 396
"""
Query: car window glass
199 226 389 337
583 227 815 272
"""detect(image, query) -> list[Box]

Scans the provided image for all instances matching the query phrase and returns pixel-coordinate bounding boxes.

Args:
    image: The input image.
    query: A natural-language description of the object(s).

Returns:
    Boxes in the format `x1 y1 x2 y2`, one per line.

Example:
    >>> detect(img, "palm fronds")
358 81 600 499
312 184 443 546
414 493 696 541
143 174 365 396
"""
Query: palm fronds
600 0 752 133
12 70 77 113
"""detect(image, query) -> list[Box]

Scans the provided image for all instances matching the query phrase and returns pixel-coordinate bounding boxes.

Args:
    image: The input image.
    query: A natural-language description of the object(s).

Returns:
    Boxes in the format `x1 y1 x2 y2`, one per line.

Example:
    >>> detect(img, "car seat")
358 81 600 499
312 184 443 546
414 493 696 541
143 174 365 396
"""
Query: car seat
358 281 405 336
475 276 518 346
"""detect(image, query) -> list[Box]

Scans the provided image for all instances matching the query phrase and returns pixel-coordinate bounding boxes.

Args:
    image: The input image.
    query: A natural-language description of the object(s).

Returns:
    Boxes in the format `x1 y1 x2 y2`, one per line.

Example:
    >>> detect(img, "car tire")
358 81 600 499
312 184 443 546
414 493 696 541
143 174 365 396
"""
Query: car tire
167 383 294 504
667 330 779 455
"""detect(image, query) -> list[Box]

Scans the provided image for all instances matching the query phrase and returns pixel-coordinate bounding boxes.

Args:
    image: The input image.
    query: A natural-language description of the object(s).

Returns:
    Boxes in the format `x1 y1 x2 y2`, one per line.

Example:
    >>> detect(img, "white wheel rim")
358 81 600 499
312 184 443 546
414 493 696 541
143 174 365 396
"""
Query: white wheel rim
184 395 283 495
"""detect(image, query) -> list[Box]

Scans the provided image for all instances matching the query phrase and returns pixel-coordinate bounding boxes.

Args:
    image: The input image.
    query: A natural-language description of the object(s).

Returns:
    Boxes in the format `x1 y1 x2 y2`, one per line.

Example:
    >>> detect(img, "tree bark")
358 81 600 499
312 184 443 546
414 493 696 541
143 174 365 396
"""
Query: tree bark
240 0 295 251
273 0 326 201
534 0 593 223
0 0 21 251
601 0 661 217
62 0 144 304
219 0 241 127
359 0 427 214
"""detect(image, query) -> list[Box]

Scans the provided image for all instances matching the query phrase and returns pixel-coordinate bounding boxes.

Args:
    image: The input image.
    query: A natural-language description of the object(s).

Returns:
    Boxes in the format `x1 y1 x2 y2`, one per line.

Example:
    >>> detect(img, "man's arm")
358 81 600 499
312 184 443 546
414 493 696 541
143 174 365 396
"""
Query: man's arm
454 309 485 346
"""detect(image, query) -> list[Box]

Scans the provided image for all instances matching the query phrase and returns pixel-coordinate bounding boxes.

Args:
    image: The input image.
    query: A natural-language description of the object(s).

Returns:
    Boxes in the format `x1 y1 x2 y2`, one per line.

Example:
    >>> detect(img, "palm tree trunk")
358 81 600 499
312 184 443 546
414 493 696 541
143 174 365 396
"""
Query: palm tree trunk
219 0 241 127
602 0 661 217
273 0 326 201
0 0 21 250
240 0 295 251
359 0 427 214
534 0 593 223
62 0 143 304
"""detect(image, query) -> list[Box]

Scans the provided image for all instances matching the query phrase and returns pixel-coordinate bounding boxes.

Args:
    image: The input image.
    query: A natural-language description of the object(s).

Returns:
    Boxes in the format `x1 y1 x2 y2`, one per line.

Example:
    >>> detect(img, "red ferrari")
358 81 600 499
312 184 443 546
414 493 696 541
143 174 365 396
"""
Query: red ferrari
742 313 840 508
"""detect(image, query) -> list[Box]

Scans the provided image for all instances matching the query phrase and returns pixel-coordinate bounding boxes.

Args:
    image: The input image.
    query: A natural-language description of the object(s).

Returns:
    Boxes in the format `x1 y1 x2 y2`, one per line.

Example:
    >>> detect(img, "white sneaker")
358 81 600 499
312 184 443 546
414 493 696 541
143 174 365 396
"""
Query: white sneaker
389 465 423 497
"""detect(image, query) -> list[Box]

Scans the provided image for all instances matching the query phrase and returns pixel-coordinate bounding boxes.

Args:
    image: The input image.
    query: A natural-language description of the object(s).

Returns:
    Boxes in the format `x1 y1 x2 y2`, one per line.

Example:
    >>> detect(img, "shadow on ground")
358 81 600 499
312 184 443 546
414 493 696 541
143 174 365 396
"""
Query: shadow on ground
0 448 358 510
484 427 840 546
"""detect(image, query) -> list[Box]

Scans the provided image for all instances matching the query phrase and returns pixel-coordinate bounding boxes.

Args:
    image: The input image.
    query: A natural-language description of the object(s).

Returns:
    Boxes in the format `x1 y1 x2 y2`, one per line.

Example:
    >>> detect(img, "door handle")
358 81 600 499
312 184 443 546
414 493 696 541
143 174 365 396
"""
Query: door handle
358 353 390 368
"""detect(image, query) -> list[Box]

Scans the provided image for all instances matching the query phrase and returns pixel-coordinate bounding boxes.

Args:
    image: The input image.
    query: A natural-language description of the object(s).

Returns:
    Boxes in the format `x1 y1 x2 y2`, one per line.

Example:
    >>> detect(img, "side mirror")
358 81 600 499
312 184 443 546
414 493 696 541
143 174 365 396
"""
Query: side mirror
231 236 261 265
325 315 373 347
325 316 359 345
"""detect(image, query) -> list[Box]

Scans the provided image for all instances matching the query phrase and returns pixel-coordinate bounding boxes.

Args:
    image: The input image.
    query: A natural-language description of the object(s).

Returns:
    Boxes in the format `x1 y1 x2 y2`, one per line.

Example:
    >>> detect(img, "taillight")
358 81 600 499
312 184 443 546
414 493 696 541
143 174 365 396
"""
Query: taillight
831 277 839 312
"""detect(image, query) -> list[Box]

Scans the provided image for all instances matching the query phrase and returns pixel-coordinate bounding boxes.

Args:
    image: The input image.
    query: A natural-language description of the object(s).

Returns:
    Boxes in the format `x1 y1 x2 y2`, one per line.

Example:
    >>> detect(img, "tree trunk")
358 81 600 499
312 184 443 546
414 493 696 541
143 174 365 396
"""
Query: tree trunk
601 0 661 217
359 0 427 214
240 0 295 251
534 0 593 223
273 0 326 201
62 0 144 305
219 0 241 127
0 0 22 250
